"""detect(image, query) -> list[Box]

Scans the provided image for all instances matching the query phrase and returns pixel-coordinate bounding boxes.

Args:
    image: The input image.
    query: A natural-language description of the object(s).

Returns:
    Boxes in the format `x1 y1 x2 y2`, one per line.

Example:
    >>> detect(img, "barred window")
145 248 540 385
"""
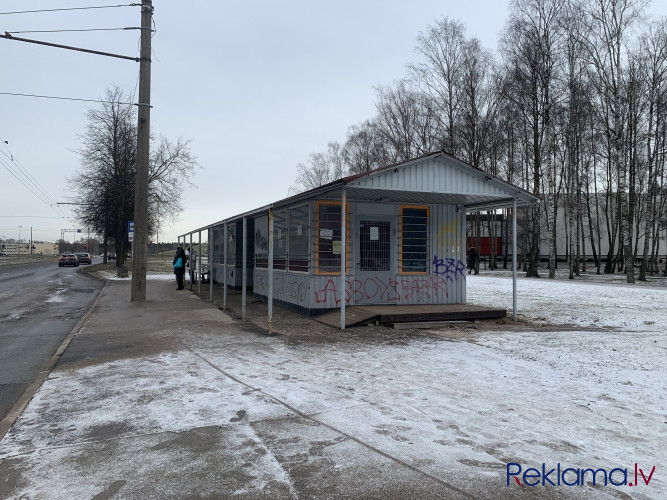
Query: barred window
316 201 349 274
400 206 429 273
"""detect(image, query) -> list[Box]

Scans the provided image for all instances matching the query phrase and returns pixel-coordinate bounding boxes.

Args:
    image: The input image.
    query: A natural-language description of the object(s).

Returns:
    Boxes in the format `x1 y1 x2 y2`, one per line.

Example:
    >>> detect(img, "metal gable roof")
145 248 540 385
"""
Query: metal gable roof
184 151 539 236
343 151 539 210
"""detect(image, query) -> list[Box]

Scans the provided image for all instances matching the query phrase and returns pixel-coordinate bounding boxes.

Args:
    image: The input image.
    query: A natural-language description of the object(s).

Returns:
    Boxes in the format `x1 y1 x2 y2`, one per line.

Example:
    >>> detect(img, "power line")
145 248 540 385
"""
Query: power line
0 4 139 16
0 91 135 105
0 140 72 221
0 143 65 208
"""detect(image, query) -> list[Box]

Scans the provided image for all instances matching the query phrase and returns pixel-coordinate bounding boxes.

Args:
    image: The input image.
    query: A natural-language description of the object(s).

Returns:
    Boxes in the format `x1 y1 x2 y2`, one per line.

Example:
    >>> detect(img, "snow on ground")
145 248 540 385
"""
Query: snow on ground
466 272 666 332
93 270 175 281
1 274 665 498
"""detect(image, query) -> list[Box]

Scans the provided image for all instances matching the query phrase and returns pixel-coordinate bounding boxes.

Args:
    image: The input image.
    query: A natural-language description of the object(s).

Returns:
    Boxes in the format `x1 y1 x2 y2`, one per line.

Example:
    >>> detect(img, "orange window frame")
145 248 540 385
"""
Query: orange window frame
399 205 430 275
315 200 351 275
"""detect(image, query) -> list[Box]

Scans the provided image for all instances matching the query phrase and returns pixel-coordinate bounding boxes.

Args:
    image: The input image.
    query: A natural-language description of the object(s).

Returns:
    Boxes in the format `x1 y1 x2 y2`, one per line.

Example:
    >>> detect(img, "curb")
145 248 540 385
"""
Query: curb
0 281 109 441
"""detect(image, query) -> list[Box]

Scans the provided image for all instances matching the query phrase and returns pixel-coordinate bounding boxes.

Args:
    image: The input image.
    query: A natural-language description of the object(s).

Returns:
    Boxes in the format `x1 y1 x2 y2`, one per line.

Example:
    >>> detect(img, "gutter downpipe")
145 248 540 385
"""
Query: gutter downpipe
512 197 518 321
340 187 346 330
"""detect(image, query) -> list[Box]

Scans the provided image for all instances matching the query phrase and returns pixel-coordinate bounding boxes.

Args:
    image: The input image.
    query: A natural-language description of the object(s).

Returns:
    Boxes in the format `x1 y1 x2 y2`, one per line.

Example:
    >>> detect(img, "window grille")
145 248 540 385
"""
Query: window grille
400 206 429 273
359 221 390 271
316 201 349 274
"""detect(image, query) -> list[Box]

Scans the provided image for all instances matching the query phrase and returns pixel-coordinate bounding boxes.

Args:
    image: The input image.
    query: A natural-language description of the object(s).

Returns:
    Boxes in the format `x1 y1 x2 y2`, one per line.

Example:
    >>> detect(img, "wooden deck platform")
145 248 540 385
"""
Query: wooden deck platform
314 304 506 329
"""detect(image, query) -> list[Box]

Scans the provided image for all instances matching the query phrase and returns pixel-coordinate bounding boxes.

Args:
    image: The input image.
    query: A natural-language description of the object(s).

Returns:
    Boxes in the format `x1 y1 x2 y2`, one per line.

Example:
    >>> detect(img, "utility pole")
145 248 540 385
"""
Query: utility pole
131 0 153 301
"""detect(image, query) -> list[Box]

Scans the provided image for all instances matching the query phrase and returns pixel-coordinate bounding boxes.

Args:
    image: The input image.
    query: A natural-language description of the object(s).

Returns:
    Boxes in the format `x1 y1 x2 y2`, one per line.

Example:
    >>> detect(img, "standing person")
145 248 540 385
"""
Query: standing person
173 246 187 290
467 247 479 275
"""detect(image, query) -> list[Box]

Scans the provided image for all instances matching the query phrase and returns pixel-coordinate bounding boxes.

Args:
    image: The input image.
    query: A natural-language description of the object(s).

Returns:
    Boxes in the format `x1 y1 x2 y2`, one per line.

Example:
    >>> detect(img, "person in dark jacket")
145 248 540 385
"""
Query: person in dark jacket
467 247 479 275
173 246 187 290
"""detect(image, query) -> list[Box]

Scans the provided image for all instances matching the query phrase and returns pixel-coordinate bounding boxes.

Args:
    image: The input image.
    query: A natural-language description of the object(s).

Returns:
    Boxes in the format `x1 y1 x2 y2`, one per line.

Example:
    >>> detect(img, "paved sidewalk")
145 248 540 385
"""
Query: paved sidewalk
0 280 477 499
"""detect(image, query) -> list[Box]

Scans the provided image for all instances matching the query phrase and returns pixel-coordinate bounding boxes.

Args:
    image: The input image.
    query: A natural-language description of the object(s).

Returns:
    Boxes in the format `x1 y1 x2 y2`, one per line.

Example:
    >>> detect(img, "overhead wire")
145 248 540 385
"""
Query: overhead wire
1 2 143 231
0 91 135 105
0 140 72 221
0 4 139 16
1 1 143 101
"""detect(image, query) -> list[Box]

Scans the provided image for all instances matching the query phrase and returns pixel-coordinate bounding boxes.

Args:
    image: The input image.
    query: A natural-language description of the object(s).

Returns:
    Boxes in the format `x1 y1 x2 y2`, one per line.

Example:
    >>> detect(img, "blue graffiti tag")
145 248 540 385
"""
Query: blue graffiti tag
432 255 467 281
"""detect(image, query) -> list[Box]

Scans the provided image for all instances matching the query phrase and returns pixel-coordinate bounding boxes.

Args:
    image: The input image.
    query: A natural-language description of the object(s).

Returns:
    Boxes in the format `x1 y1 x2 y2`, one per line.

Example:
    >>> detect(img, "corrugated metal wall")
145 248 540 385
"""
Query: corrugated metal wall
430 205 467 304
352 157 506 198
251 202 467 311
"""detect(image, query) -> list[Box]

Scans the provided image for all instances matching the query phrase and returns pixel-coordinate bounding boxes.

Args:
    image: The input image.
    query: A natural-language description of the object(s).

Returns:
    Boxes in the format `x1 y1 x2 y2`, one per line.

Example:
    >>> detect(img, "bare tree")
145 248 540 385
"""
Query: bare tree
500 0 565 277
583 0 649 282
72 86 197 264
289 142 346 194
341 120 386 175
409 17 467 155
637 20 667 278
374 79 437 161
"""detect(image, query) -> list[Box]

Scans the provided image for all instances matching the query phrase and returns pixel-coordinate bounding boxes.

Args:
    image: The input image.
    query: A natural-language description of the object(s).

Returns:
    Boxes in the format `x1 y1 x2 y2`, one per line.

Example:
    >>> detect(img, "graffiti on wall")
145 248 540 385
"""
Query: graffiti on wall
436 219 459 241
255 228 268 252
255 271 308 305
314 275 450 305
432 255 466 281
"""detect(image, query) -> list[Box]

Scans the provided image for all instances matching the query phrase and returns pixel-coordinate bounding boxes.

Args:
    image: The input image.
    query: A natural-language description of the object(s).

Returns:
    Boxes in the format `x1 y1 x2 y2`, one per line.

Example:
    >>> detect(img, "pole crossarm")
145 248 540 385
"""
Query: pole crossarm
0 32 140 61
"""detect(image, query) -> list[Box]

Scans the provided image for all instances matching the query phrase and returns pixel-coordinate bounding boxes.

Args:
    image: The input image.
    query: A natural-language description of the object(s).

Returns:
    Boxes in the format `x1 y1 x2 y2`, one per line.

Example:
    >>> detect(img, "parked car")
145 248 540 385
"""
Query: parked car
58 253 79 267
107 252 116 260
75 252 92 265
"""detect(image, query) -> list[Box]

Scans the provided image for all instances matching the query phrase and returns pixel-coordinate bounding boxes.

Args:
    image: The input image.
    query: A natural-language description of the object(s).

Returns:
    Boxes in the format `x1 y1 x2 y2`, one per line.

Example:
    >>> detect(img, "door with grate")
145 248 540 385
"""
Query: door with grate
355 219 397 304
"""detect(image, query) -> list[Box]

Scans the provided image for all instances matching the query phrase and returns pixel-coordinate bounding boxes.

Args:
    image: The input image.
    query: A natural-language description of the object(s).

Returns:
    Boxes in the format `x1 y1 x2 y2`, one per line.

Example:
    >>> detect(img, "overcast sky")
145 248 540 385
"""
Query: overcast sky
2 1 667 245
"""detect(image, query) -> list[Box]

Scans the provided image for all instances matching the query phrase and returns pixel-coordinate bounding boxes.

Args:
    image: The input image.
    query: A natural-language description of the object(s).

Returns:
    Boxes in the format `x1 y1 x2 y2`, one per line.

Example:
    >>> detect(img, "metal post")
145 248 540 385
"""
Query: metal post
340 188 346 330
223 223 228 309
130 0 153 301
209 228 213 301
189 233 193 290
268 209 274 333
242 217 247 321
197 230 201 295
512 197 518 321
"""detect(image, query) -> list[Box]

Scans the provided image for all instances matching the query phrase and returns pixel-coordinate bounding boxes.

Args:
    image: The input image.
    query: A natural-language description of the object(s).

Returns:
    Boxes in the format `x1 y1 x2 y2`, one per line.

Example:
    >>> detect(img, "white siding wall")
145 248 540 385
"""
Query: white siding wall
253 202 468 311
430 205 467 304
351 157 505 198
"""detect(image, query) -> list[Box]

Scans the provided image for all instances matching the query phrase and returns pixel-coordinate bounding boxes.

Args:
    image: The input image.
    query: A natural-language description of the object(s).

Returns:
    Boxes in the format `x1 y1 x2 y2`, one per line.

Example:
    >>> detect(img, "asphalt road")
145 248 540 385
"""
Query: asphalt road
0 259 104 421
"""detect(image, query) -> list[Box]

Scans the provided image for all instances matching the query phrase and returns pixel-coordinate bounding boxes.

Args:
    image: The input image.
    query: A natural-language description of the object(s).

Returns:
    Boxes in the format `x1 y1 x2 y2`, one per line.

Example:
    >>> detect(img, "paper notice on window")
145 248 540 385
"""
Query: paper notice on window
333 240 342 254
297 224 302 236
370 226 379 241
320 228 333 239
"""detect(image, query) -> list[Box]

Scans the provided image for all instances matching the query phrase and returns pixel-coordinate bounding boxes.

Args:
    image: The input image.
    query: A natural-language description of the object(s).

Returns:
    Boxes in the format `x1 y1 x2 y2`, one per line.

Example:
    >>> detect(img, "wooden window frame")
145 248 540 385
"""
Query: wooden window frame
399 205 430 275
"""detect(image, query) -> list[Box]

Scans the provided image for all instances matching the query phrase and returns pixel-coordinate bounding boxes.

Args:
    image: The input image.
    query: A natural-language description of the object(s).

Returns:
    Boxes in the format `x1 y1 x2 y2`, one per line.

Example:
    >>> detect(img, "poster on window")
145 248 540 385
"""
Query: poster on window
332 240 342 254
370 226 379 241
